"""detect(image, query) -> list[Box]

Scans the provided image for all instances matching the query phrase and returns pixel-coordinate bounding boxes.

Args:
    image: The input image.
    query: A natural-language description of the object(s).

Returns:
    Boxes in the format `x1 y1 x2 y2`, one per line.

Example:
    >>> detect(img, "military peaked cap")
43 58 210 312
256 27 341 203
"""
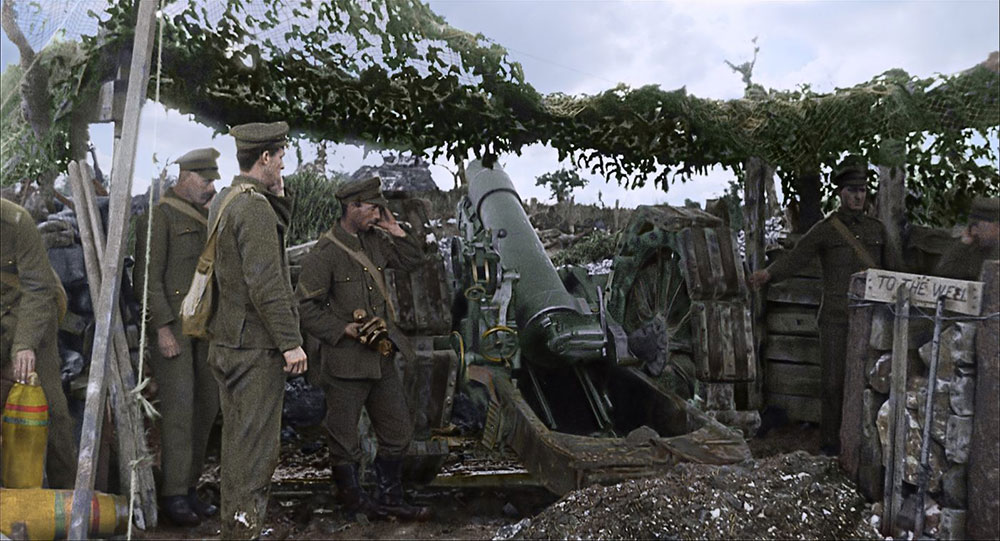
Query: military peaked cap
969 197 1000 223
832 155 869 187
230 121 289 151
175 147 221 180
336 176 388 207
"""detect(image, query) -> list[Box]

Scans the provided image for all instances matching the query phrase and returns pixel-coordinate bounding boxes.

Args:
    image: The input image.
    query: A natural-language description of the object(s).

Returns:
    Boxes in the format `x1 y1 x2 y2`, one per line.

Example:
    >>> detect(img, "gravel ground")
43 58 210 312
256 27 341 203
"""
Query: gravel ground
502 451 880 540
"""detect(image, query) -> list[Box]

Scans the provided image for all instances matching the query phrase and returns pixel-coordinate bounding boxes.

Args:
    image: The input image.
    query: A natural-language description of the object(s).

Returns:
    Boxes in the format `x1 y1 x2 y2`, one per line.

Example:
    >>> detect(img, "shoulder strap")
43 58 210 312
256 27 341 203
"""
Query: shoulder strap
195 184 256 273
322 229 398 320
159 196 208 227
829 215 878 269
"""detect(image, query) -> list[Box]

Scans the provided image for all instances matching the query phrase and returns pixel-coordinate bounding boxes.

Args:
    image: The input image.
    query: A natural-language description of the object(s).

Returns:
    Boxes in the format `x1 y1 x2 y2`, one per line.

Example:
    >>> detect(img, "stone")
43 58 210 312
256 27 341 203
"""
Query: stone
876 399 945 491
906 375 951 447
868 352 892 394
857 389 886 501
704 383 735 411
949 375 975 416
625 425 659 447
940 465 967 509
939 508 967 541
919 323 977 376
945 415 972 464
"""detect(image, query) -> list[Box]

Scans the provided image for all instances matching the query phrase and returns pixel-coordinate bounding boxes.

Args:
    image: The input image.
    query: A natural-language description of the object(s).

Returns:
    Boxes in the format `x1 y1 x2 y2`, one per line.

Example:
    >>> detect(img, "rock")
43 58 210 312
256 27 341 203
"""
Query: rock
868 353 892 394
707 410 761 439
945 415 972 464
625 425 659 447
939 508 967 541
906 376 951 446
876 399 945 491
858 389 886 501
949 375 975 416
502 502 520 518
940 465 967 508
919 323 977 376
704 383 735 411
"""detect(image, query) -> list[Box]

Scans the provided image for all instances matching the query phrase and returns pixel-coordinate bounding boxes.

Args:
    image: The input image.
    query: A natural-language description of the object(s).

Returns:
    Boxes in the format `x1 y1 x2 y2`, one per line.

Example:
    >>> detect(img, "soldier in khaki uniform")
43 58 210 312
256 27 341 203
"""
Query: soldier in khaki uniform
296 176 431 521
208 122 307 539
133 148 221 525
749 156 901 454
0 198 78 488
934 197 999 280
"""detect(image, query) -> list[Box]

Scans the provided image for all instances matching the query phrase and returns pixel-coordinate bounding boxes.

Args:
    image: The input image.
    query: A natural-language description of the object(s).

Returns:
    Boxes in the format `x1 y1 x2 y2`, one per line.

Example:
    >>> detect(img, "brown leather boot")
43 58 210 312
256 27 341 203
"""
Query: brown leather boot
374 457 432 521
332 463 386 520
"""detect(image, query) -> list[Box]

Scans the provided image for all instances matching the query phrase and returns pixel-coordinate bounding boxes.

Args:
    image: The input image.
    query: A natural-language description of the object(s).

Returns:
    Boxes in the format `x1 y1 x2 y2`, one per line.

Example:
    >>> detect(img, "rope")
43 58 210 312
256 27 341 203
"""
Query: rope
129 1 166 537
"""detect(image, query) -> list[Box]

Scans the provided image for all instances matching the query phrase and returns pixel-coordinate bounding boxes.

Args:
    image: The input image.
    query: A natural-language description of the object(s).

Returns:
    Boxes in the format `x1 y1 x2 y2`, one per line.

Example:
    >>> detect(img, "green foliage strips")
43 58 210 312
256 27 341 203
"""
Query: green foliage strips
552 229 619 267
535 167 587 203
285 168 347 246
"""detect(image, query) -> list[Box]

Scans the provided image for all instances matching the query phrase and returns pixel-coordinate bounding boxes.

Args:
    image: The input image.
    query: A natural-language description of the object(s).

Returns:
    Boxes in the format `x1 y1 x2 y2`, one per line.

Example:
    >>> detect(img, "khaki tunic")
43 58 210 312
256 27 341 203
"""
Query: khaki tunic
133 188 219 497
933 241 1000 281
296 222 424 463
0 199 78 488
766 208 898 448
207 176 301 540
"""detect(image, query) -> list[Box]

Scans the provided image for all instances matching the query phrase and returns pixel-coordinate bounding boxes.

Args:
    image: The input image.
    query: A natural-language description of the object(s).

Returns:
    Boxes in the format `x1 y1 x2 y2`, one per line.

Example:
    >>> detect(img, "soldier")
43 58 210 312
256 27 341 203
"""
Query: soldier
0 198 78 488
748 156 900 454
133 148 221 525
933 197 999 280
208 121 307 539
296 176 431 521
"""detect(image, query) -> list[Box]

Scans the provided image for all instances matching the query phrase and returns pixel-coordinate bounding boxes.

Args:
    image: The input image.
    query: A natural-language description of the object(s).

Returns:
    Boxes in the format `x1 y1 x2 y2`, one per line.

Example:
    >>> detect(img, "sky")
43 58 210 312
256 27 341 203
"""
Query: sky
1 0 998 208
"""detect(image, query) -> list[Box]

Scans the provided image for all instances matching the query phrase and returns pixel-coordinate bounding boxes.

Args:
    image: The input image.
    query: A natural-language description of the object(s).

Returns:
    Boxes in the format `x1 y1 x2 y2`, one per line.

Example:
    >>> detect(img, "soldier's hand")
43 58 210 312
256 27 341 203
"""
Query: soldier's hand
374 206 407 238
345 322 363 339
157 326 182 359
747 269 771 290
13 349 36 384
282 346 308 375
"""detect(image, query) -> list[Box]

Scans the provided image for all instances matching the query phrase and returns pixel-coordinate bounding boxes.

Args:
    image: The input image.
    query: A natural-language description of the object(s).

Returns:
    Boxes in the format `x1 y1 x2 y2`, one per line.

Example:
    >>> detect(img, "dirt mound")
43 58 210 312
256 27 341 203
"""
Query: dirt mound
505 451 879 540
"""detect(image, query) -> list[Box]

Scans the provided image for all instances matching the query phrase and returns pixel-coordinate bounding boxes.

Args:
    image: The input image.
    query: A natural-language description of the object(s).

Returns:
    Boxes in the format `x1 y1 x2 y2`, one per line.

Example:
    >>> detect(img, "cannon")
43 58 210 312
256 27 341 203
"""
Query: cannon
447 159 751 494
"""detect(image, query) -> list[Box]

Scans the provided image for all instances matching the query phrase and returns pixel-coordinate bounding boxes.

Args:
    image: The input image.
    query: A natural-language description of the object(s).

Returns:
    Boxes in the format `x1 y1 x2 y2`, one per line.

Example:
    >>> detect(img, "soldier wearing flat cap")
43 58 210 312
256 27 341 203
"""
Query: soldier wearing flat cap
134 147 222 526
205 122 307 539
749 155 902 454
296 176 431 521
934 197 1000 280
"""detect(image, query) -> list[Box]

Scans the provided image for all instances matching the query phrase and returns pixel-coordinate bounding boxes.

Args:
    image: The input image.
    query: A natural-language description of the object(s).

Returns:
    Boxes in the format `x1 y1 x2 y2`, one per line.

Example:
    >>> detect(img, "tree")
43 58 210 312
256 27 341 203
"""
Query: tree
536 168 588 203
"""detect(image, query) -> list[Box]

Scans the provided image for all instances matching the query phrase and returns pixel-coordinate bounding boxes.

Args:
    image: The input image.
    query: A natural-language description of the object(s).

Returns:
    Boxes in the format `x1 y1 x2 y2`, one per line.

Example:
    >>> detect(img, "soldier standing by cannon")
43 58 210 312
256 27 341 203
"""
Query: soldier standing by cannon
133 148 222 526
296 176 431 521
207 121 307 539
748 156 901 455
0 198 77 488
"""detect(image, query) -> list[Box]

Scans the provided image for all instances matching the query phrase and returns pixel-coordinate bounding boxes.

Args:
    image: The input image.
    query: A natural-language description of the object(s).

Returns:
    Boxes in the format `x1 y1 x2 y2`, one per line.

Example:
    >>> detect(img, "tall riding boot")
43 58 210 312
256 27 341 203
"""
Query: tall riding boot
373 456 432 521
332 463 385 520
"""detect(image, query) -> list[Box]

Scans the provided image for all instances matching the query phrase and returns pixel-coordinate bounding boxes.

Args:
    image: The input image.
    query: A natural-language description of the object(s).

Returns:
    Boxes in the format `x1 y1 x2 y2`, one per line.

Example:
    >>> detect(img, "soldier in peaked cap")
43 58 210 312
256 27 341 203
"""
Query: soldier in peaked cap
133 147 222 526
296 175 431 521
934 197 1000 280
749 155 902 454
207 121 307 539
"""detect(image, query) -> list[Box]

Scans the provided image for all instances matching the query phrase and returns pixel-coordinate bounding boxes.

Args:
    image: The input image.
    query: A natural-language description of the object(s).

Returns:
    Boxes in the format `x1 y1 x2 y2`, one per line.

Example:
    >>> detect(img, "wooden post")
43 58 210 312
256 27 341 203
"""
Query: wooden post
69 1 159 537
876 139 907 268
744 157 772 410
969 260 999 540
882 285 910 536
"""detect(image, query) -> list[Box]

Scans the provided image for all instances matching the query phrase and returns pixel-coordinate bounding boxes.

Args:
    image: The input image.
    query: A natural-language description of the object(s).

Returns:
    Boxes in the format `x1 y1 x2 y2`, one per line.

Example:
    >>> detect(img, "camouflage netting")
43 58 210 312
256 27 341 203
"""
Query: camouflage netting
2 0 998 223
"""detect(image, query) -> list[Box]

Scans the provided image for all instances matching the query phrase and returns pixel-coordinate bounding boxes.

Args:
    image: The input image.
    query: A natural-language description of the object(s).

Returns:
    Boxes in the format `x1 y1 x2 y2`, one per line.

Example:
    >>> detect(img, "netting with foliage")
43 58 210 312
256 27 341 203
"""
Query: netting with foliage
2 0 998 225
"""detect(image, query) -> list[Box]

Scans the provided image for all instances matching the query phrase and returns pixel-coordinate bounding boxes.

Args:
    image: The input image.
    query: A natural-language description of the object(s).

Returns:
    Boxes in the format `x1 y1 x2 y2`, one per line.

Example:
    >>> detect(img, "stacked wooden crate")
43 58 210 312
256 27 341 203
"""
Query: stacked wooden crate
762 239 824 423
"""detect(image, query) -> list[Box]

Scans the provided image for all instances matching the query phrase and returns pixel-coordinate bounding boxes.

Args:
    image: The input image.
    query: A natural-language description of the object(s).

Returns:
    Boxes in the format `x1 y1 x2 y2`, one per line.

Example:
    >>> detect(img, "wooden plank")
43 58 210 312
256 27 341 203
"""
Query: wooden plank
765 306 818 336
765 361 821 397
840 273 878 491
70 1 159 537
744 157 771 411
969 260 999 540
882 286 910 536
864 269 983 316
767 393 821 423
764 334 820 365
766 277 822 306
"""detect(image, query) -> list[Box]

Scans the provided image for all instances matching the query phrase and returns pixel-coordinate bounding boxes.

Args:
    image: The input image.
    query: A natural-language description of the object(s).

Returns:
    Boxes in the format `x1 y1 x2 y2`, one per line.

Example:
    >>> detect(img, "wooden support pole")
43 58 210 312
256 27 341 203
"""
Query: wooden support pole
744 156 772 410
876 139 907 269
69 1 158 537
882 285 910 536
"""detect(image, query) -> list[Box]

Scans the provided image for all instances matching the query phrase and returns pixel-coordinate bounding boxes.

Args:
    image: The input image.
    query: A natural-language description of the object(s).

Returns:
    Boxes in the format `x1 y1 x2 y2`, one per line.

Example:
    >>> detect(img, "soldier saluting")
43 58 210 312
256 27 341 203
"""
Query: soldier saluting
749 155 901 455
133 148 221 526
296 176 431 521
207 121 306 539
933 197 999 280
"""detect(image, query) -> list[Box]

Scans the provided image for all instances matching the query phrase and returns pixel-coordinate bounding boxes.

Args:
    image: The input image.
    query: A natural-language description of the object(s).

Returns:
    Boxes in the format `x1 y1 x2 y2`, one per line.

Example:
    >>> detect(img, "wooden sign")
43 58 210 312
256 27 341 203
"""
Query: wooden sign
863 270 984 315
